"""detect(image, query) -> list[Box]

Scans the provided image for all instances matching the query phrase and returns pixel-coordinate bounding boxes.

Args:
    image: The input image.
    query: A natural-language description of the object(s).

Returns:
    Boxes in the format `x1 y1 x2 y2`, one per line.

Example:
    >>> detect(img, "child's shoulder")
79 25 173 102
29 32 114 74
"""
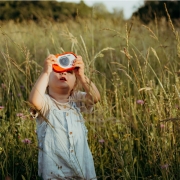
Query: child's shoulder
43 93 53 103
39 93 54 112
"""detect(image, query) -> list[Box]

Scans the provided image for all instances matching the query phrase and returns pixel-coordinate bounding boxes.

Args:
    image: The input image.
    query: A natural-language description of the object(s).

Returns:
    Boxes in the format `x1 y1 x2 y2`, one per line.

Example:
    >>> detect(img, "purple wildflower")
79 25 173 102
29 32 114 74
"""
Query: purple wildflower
20 85 25 89
16 113 24 117
0 106 5 110
175 105 180 110
161 164 169 170
21 115 27 119
136 100 144 105
1 83 6 88
22 138 31 144
99 139 105 143
160 124 165 128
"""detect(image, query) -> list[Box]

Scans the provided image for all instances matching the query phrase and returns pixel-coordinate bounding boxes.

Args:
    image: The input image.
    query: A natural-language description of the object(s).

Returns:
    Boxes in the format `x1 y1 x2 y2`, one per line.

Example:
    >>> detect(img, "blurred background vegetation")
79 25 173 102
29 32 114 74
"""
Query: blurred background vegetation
133 0 180 24
0 0 180 23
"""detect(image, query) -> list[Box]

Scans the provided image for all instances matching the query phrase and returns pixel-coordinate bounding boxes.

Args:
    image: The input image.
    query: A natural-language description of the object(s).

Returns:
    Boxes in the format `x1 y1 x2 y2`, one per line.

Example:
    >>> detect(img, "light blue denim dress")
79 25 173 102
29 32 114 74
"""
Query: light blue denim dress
36 92 97 180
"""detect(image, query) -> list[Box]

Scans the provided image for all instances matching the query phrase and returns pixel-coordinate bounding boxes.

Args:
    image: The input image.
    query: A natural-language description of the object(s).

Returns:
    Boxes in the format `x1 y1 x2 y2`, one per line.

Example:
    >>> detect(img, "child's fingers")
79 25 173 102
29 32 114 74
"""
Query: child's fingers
46 54 55 59
76 55 83 60
74 56 84 65
46 54 57 64
74 62 84 68
46 54 56 60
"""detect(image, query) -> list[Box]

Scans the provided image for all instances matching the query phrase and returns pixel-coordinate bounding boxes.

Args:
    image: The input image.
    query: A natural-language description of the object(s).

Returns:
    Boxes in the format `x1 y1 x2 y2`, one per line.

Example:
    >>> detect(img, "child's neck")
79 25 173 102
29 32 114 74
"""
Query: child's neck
48 89 71 103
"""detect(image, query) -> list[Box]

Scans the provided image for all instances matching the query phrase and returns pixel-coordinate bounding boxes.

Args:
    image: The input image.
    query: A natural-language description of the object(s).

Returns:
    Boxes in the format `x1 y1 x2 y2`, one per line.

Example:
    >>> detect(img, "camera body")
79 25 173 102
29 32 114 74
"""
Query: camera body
52 52 77 73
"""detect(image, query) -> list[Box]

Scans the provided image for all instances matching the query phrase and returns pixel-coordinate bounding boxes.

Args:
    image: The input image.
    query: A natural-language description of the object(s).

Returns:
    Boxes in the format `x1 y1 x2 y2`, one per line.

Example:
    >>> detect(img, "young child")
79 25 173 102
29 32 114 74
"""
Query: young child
29 54 100 180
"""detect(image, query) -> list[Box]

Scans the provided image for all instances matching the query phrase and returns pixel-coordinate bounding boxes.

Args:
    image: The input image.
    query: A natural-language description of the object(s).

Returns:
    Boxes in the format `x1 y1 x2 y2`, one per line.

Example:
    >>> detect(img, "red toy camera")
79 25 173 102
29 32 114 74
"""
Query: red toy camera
53 52 77 73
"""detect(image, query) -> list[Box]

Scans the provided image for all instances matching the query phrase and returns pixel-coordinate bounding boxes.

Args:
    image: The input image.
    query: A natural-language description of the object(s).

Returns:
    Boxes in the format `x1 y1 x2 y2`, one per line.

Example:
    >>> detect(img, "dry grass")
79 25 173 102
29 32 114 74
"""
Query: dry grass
0 15 180 179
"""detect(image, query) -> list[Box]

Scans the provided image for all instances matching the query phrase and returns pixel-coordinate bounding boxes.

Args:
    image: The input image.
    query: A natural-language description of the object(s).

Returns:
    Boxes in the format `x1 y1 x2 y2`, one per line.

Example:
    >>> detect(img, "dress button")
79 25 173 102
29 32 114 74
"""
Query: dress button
66 112 69 116
71 150 73 153
69 132 72 135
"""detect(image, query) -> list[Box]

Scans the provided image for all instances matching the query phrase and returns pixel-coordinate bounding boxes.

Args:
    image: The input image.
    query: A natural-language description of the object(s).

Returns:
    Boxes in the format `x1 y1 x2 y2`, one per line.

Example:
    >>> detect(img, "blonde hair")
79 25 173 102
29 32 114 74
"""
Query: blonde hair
70 78 82 95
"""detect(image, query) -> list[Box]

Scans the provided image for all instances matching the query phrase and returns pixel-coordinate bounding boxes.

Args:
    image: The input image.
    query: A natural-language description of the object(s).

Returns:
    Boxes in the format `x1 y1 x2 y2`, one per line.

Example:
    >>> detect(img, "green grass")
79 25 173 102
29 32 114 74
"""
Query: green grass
0 14 180 180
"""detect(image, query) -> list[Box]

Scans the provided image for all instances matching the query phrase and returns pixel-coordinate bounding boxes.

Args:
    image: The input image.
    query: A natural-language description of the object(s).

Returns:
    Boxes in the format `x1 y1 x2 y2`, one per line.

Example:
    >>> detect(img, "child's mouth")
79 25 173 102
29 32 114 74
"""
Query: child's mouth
60 77 67 81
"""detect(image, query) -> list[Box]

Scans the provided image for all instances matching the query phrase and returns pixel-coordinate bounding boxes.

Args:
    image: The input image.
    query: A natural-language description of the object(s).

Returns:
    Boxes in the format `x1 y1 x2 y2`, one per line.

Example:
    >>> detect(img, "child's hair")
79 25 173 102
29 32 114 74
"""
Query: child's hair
72 78 82 94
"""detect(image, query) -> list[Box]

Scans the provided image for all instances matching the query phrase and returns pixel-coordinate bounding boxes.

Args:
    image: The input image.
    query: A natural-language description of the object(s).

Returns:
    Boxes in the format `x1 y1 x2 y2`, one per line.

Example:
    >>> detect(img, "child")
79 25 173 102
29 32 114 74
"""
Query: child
29 54 100 180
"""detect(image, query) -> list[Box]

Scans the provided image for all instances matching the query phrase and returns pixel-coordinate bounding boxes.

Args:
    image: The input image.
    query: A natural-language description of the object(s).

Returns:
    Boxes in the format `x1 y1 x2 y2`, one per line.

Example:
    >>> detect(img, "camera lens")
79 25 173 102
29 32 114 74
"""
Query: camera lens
59 56 69 67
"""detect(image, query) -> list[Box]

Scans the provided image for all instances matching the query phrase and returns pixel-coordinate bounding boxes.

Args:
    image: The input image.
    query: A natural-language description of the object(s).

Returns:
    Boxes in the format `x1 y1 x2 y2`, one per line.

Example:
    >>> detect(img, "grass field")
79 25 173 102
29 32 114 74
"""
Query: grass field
0 11 180 180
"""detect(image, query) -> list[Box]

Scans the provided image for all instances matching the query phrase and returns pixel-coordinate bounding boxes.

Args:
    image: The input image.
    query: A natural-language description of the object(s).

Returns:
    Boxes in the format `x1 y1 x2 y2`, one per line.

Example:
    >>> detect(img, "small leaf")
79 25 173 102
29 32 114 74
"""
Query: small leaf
151 47 160 64
138 87 152 92
21 175 26 180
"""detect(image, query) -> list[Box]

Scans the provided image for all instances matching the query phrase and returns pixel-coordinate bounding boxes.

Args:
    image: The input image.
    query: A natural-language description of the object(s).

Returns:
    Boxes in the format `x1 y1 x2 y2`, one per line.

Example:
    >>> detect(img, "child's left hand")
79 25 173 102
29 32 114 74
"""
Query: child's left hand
73 56 85 78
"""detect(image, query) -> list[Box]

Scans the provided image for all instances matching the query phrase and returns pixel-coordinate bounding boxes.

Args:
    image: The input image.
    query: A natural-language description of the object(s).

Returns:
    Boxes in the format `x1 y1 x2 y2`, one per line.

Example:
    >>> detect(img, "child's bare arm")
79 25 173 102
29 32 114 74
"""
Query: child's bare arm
74 56 101 104
29 54 56 110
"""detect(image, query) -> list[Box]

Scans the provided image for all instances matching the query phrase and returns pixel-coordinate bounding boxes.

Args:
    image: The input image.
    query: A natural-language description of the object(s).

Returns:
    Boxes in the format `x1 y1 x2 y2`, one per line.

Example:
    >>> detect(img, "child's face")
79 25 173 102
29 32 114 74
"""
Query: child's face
49 70 76 92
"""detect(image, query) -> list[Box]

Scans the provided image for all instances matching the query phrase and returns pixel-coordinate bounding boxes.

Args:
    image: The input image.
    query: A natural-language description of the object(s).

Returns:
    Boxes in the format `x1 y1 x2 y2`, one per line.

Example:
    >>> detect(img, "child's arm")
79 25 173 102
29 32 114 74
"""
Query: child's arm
29 54 56 110
74 56 101 105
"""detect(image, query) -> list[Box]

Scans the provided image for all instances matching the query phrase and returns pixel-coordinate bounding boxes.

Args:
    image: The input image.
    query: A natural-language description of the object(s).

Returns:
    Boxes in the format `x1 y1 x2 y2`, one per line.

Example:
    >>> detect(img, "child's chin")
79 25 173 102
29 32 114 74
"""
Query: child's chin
58 83 69 89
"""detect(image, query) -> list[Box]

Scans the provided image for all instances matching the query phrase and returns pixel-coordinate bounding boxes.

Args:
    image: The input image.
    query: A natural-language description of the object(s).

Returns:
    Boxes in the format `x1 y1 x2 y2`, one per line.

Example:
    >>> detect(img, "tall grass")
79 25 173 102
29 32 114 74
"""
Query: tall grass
0 13 180 180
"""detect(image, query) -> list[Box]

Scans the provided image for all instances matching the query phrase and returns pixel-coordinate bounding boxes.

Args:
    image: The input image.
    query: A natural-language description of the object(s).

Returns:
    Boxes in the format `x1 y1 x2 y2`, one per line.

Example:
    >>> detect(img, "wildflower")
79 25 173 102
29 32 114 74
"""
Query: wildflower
161 164 169 170
1 83 6 88
5 176 12 180
16 113 27 119
136 100 144 105
99 139 105 143
21 116 27 119
0 106 5 110
20 85 25 89
175 105 180 110
160 124 165 128
22 138 31 144
16 113 24 117
18 93 21 97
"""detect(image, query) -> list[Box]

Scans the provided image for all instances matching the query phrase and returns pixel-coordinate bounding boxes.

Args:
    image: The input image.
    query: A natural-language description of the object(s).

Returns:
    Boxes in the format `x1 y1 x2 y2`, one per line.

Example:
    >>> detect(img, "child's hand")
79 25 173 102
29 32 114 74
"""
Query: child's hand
43 54 57 74
73 55 85 78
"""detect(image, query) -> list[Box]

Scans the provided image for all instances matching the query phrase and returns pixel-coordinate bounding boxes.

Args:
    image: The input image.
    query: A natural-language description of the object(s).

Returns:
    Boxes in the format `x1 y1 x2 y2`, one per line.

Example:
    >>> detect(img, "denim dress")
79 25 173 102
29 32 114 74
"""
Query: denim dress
36 93 97 180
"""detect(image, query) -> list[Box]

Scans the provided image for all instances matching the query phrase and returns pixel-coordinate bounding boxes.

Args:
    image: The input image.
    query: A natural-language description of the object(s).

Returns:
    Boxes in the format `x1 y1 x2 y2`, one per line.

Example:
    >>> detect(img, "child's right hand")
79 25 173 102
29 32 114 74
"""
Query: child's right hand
43 54 57 74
